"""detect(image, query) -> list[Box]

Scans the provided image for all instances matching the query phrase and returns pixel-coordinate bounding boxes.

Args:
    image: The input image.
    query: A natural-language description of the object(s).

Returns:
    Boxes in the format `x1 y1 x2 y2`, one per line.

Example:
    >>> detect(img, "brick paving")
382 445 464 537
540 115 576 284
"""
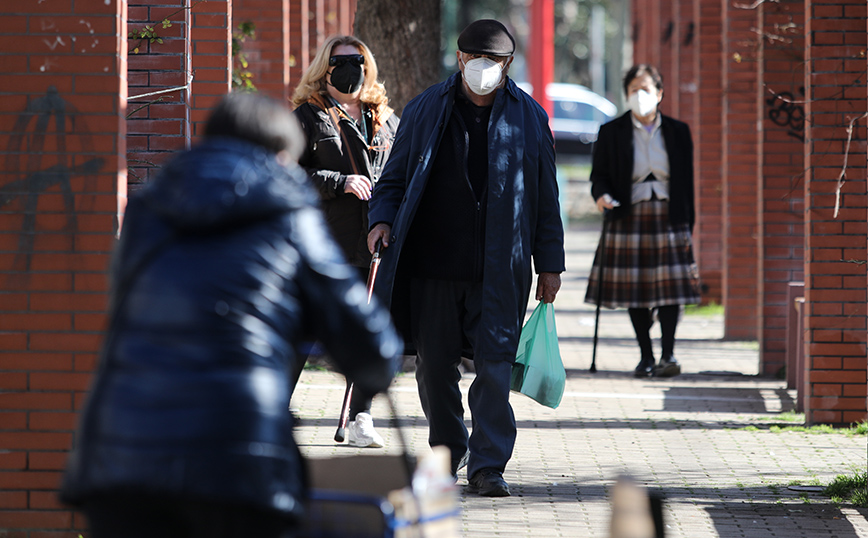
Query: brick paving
291 222 868 538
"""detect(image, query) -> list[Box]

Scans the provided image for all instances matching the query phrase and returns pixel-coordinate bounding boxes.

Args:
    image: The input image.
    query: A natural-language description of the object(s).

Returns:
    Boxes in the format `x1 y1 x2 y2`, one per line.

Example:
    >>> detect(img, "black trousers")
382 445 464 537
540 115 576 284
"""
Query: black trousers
289 265 372 420
411 278 516 479
83 494 295 538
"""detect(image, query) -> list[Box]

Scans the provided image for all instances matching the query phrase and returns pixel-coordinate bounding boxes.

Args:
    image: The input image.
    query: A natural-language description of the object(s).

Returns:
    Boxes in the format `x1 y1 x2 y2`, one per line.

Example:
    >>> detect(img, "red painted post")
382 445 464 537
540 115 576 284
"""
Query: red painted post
528 0 553 119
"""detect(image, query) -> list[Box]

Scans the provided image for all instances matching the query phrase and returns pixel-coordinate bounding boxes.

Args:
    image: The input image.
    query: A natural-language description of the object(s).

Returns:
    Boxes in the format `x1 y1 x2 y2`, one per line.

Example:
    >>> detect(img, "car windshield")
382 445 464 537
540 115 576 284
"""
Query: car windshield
554 100 610 123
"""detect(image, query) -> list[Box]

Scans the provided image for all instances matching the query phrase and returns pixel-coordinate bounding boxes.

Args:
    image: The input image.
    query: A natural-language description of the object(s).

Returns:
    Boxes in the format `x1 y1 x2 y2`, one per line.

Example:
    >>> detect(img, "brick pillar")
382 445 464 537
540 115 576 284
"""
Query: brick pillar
287 0 356 99
674 0 699 134
696 0 724 304
290 0 306 84
721 0 761 340
632 0 661 65
633 0 720 308
128 0 193 188
803 0 868 425
0 1 126 532
190 0 232 139
657 0 675 111
759 0 806 376
233 0 292 102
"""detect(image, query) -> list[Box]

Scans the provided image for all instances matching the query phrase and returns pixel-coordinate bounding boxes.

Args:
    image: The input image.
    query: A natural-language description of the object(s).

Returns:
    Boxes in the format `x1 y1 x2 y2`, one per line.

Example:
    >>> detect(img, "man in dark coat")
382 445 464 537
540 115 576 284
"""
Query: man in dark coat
61 92 401 537
367 19 565 497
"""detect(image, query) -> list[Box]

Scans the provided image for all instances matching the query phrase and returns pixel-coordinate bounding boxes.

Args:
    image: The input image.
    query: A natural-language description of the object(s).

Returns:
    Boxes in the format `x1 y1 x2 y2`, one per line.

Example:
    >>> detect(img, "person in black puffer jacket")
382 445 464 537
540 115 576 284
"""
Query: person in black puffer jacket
60 92 401 538
290 35 400 449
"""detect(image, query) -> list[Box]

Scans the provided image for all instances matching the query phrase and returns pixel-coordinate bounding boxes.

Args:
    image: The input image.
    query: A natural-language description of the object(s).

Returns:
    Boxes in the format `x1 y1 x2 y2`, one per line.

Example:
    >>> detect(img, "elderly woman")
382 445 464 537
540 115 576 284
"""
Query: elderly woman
290 35 399 448
585 64 701 378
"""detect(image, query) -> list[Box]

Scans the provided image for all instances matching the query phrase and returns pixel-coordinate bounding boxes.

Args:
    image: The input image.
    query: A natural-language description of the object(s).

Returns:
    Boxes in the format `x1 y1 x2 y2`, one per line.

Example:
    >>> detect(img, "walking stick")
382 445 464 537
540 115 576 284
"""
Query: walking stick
590 210 611 373
334 240 383 443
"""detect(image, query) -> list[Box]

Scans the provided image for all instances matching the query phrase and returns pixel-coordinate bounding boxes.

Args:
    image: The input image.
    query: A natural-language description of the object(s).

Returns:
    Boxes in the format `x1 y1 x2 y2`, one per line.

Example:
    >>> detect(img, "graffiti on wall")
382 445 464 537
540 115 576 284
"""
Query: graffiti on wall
3 86 105 271
766 86 805 141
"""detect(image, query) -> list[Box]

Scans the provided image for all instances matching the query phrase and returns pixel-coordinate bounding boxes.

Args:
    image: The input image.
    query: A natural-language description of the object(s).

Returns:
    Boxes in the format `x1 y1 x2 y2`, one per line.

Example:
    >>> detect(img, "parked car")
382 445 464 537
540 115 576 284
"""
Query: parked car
518 82 618 159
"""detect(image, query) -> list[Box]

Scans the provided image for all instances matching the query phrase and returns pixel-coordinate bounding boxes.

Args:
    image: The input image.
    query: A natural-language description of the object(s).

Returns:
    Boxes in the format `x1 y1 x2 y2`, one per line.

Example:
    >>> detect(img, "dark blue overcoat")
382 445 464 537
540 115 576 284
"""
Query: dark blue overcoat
369 73 565 362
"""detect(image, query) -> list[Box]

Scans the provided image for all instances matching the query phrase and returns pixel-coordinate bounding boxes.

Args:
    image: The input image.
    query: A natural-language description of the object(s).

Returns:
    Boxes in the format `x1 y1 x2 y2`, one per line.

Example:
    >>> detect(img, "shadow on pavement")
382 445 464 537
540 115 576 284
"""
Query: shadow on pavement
470 481 868 538
513 417 790 432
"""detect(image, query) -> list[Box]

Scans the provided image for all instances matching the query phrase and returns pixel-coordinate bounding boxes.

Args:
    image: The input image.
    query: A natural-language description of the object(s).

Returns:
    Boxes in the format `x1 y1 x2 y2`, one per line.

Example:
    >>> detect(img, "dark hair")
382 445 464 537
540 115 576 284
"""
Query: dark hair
204 92 303 160
622 64 664 96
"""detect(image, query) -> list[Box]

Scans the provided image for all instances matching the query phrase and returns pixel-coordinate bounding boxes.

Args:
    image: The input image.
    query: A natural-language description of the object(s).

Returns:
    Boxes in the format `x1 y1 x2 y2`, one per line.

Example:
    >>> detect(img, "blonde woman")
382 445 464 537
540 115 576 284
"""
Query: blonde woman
290 35 399 448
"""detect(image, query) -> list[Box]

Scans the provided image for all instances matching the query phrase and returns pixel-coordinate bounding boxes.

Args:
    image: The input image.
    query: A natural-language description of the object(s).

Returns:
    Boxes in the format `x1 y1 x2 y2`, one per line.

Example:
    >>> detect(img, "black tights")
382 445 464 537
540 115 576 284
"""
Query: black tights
289 353 371 420
628 305 680 361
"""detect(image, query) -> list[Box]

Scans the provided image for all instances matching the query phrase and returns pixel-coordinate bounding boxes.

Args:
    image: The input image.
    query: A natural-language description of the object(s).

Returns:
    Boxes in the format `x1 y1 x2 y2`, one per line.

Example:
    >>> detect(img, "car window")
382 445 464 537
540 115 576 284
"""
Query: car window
554 100 611 123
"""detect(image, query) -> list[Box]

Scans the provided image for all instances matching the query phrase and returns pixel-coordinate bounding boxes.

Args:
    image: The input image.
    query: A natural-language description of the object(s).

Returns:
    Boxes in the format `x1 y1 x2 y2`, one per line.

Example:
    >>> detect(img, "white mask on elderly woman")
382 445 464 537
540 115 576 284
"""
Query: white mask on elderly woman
461 57 503 96
628 89 659 118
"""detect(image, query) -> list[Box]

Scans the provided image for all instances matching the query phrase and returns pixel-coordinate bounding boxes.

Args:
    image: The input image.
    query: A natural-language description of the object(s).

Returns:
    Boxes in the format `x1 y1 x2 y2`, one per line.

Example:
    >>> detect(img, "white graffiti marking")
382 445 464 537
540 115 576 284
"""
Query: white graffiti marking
44 36 66 51
39 59 58 72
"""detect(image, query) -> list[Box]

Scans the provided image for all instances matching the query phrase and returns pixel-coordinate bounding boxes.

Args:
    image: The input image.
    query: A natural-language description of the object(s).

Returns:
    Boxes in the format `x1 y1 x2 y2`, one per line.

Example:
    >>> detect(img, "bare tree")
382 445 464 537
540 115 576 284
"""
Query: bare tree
354 0 441 115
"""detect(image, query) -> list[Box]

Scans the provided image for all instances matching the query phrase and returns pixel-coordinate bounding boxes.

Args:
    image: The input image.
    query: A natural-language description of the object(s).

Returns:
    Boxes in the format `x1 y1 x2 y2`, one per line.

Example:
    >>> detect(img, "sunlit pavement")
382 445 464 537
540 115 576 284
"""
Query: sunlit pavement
292 221 868 538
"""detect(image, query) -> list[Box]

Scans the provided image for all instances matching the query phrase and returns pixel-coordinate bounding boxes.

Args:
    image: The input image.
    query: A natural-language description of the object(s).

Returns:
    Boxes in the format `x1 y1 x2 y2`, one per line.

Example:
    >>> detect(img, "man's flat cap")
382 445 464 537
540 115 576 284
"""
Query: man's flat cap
457 19 515 56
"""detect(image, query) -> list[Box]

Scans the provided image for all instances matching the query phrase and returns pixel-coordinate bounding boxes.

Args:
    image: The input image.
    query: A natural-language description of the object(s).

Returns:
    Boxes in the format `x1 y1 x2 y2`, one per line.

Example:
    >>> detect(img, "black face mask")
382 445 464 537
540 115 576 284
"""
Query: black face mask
329 63 365 94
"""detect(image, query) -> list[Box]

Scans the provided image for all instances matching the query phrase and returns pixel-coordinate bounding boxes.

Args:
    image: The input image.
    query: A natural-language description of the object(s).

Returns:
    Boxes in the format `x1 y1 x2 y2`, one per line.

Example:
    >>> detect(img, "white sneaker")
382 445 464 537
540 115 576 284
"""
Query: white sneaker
346 412 384 448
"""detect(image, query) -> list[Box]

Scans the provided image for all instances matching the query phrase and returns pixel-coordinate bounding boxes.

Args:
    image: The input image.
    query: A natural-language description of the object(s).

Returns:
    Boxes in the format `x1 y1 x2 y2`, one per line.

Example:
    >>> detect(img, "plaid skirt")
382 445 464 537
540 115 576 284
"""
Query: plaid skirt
584 199 701 309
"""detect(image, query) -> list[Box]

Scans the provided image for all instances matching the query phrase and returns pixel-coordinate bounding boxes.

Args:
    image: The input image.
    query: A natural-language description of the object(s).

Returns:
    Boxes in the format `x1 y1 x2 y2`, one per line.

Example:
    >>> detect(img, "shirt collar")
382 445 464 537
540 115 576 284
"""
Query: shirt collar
630 112 662 134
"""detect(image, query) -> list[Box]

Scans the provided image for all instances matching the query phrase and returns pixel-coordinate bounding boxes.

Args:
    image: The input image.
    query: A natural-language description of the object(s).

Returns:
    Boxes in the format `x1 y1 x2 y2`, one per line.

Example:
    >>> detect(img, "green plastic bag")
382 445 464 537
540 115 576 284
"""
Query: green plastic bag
510 302 565 409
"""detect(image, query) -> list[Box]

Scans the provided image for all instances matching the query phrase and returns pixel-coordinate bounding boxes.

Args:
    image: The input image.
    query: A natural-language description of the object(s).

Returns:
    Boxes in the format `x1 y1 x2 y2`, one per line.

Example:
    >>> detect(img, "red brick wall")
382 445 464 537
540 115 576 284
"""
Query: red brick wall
760 0 806 376
233 0 292 102
0 1 126 534
638 0 867 417
696 0 724 304
190 0 232 138
721 0 761 341
127 0 192 188
632 0 727 309
234 0 357 105
0 0 366 532
289 0 357 92
632 0 660 66
803 0 868 425
675 0 699 151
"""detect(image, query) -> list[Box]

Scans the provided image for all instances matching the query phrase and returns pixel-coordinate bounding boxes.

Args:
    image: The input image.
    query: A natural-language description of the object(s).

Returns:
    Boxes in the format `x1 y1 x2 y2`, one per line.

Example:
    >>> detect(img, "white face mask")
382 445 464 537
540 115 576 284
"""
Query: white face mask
461 57 503 96
628 89 659 117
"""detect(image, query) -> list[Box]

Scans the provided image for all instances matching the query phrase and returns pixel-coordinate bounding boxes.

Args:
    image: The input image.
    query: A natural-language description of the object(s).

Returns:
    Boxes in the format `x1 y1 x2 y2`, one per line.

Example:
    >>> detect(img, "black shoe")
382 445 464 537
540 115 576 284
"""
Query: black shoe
633 356 654 378
654 356 681 378
451 450 470 478
467 469 510 497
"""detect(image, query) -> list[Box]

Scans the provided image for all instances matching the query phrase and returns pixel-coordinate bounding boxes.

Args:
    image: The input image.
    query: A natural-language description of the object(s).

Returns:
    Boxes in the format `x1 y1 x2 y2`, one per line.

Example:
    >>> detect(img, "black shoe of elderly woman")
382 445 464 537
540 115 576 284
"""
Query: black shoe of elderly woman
654 356 681 378
633 356 655 378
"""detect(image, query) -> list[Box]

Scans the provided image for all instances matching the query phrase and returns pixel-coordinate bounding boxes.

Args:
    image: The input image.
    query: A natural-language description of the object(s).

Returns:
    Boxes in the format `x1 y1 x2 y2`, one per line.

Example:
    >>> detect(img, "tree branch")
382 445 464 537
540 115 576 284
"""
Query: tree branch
833 112 868 219
734 0 779 10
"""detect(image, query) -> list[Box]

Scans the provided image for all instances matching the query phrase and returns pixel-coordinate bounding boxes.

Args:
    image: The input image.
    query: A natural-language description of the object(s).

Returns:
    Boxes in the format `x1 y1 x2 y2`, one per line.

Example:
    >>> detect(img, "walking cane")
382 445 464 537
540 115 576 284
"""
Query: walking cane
334 240 383 442
590 209 611 373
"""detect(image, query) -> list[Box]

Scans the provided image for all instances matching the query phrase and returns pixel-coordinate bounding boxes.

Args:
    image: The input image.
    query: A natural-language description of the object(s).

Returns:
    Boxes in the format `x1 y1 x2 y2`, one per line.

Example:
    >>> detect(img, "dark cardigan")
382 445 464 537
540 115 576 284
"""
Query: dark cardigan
589 112 695 230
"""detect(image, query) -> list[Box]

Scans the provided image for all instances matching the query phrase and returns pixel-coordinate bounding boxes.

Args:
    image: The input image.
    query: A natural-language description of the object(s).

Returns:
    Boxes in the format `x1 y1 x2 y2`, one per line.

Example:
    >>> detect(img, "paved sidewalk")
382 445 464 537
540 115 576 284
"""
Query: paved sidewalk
291 222 868 538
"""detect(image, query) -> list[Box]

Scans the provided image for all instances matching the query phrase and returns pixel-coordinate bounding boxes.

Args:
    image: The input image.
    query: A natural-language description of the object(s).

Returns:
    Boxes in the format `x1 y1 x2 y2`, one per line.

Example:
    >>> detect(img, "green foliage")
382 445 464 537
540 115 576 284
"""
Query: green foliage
683 302 724 317
232 22 257 91
776 411 805 423
825 472 868 507
734 420 867 436
128 19 169 54
128 1 201 54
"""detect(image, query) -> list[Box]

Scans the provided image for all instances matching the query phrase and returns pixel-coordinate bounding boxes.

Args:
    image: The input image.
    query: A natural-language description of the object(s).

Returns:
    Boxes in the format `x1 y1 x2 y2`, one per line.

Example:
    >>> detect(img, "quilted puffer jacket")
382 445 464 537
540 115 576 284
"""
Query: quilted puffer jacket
60 137 401 520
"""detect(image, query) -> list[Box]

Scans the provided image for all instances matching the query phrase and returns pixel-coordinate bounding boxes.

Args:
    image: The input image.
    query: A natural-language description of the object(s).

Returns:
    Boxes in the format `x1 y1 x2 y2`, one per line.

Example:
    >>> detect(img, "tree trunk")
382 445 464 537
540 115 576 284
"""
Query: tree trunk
354 0 441 116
